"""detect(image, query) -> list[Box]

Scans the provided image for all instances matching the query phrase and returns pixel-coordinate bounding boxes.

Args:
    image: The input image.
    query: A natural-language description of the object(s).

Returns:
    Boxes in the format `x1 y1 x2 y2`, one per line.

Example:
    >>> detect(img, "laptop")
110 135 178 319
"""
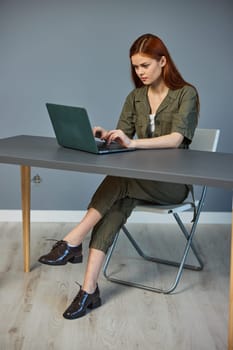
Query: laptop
46 103 135 154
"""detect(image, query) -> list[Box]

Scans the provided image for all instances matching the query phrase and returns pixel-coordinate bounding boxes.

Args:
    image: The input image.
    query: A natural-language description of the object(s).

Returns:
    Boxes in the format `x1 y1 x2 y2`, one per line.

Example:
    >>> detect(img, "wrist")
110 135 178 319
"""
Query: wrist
130 139 137 148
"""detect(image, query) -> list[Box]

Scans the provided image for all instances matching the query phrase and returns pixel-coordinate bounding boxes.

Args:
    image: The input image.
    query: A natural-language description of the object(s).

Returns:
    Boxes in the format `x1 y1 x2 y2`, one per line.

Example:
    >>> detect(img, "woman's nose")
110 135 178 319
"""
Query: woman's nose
138 67 144 76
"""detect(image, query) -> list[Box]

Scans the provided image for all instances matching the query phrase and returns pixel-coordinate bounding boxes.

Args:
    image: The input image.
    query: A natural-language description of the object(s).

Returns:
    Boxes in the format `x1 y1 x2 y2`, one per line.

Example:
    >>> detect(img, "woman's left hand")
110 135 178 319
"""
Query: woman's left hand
106 129 134 148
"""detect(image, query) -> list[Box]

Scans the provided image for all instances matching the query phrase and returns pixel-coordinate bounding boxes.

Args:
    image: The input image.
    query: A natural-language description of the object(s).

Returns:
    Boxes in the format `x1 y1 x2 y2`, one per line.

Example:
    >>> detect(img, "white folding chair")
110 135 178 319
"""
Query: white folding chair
103 128 220 294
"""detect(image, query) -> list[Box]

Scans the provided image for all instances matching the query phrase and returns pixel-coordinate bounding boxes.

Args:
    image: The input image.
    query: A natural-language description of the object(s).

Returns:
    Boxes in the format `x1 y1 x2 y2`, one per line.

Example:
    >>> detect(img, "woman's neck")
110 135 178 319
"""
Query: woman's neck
147 80 169 115
149 79 169 95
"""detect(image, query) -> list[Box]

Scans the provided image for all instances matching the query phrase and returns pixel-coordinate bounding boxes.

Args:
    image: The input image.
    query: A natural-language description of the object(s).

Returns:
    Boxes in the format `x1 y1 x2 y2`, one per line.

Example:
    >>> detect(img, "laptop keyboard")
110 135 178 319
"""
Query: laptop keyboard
96 140 125 150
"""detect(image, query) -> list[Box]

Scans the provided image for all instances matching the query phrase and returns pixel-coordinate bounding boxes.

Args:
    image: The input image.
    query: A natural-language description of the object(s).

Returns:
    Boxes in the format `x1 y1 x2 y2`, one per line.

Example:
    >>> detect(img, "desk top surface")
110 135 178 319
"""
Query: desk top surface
0 135 232 189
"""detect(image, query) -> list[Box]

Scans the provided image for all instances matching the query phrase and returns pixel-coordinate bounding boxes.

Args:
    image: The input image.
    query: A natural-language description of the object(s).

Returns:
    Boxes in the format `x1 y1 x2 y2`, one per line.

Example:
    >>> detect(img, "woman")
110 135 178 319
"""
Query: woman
39 33 199 319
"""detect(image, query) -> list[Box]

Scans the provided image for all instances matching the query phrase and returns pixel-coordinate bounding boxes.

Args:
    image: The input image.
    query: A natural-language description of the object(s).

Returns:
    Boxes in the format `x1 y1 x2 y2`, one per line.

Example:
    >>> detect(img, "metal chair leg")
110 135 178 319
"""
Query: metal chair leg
103 188 206 294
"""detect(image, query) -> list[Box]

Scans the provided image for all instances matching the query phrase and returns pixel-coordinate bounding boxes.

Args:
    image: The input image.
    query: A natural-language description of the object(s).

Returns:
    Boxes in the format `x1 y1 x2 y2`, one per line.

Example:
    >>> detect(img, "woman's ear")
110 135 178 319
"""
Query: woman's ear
160 56 166 67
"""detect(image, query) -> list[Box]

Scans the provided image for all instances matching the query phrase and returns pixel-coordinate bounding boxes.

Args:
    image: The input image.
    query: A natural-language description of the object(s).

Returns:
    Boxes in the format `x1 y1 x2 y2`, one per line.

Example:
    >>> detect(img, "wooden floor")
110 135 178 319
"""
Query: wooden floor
0 222 231 350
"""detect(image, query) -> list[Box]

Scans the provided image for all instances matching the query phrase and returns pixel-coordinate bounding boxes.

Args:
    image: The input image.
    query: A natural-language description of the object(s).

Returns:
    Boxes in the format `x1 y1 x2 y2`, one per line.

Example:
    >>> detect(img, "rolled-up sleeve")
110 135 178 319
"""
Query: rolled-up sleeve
171 86 199 142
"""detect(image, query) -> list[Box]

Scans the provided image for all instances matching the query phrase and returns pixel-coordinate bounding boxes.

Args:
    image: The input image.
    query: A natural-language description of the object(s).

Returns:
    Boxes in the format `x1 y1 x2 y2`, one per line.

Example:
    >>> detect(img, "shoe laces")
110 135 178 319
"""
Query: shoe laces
75 281 82 289
71 282 85 304
46 238 63 243
71 282 97 305
45 239 66 249
74 282 98 296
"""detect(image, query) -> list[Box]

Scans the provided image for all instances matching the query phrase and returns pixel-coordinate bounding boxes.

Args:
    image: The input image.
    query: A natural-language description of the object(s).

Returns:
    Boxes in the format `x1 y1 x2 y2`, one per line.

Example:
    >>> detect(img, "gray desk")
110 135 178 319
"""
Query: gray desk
0 135 233 349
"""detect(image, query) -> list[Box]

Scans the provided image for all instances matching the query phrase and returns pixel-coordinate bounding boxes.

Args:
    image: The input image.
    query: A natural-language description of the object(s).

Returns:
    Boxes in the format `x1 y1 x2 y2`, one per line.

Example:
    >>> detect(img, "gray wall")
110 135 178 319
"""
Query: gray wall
0 0 232 211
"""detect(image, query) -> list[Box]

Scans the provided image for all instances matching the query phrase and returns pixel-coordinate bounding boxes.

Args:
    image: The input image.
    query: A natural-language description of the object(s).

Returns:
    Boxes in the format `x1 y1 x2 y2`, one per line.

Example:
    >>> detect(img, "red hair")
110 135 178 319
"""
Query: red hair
130 34 193 90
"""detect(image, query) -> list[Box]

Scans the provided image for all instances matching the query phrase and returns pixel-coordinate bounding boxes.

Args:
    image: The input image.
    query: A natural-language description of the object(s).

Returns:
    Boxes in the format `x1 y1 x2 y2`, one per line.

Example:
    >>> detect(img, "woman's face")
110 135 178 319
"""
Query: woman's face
131 53 166 86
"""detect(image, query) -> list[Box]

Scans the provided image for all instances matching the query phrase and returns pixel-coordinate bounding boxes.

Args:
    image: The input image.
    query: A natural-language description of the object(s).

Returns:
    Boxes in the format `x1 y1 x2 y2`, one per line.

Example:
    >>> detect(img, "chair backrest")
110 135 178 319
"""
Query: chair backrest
190 128 220 152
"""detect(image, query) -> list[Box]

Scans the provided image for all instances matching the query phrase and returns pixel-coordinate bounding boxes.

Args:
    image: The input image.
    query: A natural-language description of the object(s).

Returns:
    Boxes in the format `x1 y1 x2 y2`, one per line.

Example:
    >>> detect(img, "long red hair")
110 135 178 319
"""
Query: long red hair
130 33 194 90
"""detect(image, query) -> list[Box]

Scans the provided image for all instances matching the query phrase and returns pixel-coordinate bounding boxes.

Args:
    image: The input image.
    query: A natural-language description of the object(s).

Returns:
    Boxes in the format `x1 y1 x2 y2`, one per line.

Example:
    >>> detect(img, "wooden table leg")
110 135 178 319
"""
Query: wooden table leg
229 193 233 350
21 165 31 272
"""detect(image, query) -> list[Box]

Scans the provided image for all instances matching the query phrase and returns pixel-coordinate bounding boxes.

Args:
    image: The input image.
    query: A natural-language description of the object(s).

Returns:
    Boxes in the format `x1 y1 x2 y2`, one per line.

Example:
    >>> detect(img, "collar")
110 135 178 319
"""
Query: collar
134 85 181 101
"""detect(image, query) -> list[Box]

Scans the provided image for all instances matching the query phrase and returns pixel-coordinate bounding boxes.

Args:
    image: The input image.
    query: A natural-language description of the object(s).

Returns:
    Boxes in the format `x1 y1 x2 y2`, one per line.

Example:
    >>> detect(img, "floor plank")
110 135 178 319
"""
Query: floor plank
0 222 230 350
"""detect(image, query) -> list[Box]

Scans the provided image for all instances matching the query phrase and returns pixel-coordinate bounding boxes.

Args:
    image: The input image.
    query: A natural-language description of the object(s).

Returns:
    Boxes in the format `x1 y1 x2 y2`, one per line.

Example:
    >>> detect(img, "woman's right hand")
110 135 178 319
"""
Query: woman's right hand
93 126 109 140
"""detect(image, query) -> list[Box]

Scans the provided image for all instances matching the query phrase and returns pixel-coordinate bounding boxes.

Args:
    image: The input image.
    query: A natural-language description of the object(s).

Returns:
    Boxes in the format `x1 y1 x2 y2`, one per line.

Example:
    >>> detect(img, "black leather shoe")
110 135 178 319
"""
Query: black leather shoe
63 285 101 319
38 240 82 265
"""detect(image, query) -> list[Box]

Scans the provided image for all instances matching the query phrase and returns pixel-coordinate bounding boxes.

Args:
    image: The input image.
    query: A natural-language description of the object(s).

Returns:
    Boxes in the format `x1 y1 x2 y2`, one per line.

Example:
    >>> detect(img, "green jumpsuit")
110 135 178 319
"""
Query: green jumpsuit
88 85 199 253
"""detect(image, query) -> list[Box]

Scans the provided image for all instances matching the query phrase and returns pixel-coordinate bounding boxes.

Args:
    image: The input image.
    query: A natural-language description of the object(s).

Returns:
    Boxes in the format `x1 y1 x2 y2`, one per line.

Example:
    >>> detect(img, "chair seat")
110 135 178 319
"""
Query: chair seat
134 200 199 214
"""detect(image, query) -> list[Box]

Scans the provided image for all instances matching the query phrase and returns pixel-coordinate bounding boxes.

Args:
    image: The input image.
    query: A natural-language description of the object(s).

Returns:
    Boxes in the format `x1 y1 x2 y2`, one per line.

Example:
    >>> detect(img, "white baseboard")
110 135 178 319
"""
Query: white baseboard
0 210 231 224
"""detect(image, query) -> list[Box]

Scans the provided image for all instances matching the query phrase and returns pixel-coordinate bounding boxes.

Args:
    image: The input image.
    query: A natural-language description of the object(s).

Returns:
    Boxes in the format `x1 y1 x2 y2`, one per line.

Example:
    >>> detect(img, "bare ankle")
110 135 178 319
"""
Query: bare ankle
82 283 97 294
